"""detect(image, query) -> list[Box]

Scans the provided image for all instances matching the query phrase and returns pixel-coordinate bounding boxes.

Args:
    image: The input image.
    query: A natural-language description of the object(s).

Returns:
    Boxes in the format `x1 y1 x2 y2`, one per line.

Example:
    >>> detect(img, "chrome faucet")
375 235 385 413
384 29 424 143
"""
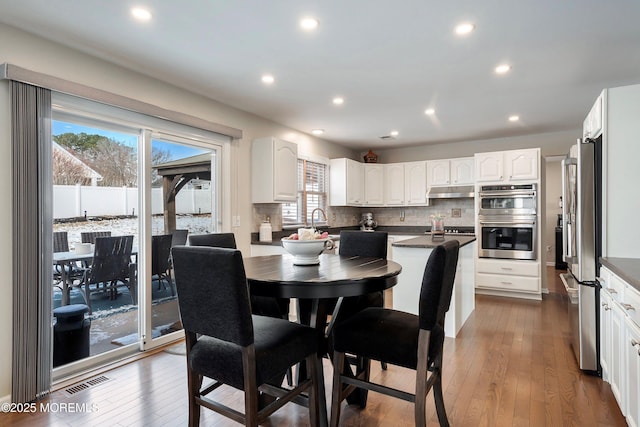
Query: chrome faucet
311 208 327 231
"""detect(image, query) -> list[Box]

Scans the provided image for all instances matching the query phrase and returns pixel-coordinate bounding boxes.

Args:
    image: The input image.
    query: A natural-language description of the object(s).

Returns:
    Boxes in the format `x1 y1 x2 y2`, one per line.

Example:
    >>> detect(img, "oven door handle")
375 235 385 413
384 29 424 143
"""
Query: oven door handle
478 191 536 198
479 220 536 226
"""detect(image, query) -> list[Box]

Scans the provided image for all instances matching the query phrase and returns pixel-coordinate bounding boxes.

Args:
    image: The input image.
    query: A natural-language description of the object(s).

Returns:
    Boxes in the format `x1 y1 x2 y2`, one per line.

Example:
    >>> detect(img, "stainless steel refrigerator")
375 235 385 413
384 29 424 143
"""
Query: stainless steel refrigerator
561 136 602 375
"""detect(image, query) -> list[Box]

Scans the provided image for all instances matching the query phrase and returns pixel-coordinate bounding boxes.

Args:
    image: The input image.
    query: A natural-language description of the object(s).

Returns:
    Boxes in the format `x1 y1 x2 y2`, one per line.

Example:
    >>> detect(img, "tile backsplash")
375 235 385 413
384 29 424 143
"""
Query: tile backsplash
252 198 475 232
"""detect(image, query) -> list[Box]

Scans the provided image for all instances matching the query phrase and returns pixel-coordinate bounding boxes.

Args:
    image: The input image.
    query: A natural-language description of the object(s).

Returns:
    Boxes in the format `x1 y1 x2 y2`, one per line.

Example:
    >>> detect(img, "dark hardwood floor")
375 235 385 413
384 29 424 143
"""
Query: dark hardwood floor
2 267 626 426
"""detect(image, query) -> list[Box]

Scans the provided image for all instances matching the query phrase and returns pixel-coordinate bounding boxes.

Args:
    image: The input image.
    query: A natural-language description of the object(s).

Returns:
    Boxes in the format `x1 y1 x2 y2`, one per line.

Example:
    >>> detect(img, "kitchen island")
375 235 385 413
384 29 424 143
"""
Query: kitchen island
392 235 476 337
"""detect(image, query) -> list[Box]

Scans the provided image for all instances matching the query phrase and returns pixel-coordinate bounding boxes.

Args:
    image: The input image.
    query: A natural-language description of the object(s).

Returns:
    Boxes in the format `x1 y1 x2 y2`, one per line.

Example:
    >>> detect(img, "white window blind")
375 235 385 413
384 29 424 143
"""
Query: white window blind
282 159 327 226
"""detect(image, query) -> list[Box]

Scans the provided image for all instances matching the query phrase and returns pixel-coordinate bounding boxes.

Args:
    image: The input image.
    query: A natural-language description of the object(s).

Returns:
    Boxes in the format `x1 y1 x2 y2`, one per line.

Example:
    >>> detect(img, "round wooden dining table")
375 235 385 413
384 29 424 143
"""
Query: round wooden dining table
243 253 402 427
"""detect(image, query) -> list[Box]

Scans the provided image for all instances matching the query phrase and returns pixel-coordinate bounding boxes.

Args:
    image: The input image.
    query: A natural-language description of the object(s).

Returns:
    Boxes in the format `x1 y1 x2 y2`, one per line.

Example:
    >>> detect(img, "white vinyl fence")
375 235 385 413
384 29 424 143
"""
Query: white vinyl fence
53 184 212 219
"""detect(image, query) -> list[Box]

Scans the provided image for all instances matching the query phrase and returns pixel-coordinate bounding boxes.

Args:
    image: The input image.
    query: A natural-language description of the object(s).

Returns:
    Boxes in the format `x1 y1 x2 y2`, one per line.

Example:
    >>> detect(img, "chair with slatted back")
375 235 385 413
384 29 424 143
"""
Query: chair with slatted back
152 234 174 296
53 231 80 291
80 231 112 244
79 235 135 314
171 246 321 427
330 240 460 427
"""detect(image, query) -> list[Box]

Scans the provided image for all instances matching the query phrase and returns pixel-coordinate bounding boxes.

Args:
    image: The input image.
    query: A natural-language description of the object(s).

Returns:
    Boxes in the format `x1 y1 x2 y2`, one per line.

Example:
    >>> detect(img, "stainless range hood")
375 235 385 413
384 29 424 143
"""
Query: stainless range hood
426 185 475 199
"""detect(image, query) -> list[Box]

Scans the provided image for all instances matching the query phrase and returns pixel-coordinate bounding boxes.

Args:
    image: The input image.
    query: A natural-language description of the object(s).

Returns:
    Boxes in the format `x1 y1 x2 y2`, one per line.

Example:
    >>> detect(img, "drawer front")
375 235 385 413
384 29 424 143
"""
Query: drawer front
623 285 640 327
476 272 539 292
476 258 538 277
605 273 626 304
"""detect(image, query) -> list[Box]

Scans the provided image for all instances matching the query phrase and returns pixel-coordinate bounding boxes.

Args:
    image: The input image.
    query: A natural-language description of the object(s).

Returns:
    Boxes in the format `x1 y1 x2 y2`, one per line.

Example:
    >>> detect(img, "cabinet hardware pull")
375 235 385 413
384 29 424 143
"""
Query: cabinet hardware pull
501 267 513 270
605 306 611 311
632 339 639 347
607 288 618 294
501 281 512 285
622 303 635 311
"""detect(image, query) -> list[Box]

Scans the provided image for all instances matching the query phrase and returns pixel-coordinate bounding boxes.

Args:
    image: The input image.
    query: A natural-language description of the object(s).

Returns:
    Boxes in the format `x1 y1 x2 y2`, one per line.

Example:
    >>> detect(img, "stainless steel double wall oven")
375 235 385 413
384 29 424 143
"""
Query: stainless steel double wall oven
477 183 537 260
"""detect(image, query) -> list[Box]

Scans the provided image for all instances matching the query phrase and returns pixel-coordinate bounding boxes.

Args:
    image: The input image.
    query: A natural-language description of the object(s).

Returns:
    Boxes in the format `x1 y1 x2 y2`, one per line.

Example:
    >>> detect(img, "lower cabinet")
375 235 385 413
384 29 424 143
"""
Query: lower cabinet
474 258 541 299
625 316 640 427
600 265 640 425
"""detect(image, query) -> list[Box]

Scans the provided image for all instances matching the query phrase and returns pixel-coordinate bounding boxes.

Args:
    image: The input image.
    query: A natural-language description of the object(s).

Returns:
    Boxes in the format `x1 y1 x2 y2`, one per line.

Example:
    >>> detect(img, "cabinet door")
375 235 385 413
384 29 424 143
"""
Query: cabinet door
363 164 384 206
626 317 640 427
610 300 626 412
385 163 405 205
505 149 538 181
404 161 427 205
273 138 298 201
450 157 474 185
426 160 450 186
346 159 364 205
600 289 612 382
584 93 603 138
475 152 504 182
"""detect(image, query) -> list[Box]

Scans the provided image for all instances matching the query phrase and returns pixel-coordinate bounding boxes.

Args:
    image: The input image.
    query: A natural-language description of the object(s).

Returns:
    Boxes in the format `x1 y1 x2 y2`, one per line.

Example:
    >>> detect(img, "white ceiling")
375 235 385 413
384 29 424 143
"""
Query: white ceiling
1 0 639 150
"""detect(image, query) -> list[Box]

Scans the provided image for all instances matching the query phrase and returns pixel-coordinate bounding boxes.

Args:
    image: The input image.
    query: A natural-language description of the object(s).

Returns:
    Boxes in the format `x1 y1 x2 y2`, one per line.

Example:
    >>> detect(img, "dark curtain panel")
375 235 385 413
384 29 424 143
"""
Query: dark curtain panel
11 81 53 402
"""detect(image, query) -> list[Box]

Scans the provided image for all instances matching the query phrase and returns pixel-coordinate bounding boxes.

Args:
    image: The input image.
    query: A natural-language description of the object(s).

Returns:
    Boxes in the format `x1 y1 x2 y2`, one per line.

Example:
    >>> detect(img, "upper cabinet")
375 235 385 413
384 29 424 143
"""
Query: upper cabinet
404 161 427 205
427 157 474 186
384 163 405 206
251 137 298 203
584 92 603 138
475 148 539 183
363 164 385 206
330 158 364 206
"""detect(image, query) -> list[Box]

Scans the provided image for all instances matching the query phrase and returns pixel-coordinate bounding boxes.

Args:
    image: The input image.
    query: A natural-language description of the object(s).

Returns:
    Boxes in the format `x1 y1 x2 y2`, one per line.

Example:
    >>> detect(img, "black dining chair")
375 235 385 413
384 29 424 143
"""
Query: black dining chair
171 246 321 427
187 233 290 319
152 234 174 296
329 240 460 427
79 235 136 314
171 229 189 247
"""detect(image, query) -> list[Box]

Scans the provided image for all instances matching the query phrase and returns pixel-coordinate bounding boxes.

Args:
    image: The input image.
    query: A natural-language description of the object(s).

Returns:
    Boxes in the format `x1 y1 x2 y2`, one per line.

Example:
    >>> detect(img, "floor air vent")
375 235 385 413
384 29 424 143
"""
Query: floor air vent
65 375 110 395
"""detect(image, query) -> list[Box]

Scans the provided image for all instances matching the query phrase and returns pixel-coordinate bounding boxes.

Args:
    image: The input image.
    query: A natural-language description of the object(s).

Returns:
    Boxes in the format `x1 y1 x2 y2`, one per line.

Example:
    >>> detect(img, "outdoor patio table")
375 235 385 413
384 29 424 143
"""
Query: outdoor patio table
243 253 402 427
53 248 138 306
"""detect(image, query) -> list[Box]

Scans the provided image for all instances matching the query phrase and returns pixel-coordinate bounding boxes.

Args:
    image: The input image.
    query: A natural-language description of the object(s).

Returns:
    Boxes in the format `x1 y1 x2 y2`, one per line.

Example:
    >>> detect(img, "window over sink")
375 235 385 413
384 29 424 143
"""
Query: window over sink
282 158 328 227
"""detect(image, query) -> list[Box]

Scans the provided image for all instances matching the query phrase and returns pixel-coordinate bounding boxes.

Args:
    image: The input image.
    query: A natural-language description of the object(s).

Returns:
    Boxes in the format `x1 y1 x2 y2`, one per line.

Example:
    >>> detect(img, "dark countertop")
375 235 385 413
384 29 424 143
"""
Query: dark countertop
251 225 475 246
600 257 640 292
391 235 476 248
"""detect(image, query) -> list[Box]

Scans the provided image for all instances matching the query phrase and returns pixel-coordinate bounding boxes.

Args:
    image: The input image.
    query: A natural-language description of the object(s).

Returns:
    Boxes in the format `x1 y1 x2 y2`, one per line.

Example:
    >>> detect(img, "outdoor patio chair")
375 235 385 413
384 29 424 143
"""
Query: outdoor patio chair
53 231 84 291
80 231 112 244
171 229 189 247
79 235 135 314
152 234 174 296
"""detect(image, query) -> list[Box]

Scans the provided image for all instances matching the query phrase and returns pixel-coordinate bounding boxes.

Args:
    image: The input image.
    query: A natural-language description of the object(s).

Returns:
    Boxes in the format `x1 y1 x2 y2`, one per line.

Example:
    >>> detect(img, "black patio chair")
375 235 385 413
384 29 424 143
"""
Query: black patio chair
79 235 135 314
80 231 112 244
152 234 174 296
330 240 460 427
171 246 321 427
171 229 189 247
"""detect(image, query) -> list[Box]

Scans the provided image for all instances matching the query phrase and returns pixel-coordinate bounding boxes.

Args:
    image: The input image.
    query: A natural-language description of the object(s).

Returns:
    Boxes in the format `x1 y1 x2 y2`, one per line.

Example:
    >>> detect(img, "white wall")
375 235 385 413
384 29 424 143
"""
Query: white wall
0 23 356 401
370 130 578 163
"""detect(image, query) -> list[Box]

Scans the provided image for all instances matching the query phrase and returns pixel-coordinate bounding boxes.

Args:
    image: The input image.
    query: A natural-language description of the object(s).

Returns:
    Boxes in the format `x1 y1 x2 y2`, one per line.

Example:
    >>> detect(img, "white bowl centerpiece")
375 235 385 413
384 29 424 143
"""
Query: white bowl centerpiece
281 228 335 265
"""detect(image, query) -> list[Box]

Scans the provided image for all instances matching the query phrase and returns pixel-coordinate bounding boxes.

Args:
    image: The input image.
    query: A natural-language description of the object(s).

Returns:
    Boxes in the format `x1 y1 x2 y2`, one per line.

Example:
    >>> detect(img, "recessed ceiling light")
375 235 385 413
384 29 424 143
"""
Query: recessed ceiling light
495 64 511 74
300 17 319 30
390 130 399 137
425 108 435 116
332 97 344 105
509 115 520 122
261 74 275 84
311 129 324 135
455 22 475 35
131 7 152 21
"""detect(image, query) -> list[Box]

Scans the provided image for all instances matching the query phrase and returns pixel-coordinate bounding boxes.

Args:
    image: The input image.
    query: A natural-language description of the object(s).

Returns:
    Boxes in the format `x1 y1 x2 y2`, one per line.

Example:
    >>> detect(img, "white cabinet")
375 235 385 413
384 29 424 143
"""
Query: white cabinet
600 265 640 422
475 258 541 299
475 149 539 183
450 157 475 185
625 316 640 427
427 157 474 186
426 160 450 186
330 158 364 206
384 163 405 205
251 137 298 203
584 92 603 138
404 161 427 205
363 164 385 206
